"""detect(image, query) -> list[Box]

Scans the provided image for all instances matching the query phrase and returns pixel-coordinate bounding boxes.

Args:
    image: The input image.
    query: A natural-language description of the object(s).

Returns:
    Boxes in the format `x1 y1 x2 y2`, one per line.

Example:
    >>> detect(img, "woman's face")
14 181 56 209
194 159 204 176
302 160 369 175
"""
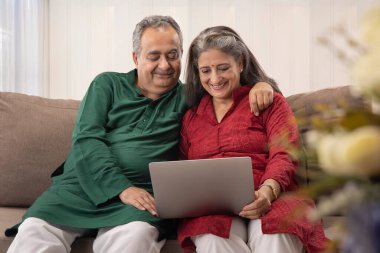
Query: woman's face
197 48 242 101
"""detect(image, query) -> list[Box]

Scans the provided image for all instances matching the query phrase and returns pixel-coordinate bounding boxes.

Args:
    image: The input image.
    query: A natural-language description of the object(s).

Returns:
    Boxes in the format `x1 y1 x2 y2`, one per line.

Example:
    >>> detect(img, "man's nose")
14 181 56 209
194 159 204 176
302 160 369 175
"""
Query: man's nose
158 57 170 70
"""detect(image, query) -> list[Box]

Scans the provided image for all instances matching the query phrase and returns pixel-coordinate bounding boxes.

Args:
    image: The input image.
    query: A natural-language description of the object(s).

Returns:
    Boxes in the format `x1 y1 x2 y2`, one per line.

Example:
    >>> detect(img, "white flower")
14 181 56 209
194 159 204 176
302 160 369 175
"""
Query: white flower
352 50 380 101
351 6 380 102
361 6 380 48
316 126 380 176
305 130 325 149
316 133 343 174
308 182 365 222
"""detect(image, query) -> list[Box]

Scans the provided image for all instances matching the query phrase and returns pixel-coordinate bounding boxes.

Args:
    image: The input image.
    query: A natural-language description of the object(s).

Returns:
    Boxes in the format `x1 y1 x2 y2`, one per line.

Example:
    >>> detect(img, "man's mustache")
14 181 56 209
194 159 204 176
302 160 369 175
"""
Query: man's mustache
154 69 175 75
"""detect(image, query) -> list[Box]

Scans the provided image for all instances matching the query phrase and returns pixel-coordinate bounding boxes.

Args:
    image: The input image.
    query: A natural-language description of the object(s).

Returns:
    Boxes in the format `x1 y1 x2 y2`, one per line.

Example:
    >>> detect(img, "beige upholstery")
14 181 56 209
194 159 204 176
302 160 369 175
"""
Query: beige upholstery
0 92 79 207
0 87 368 252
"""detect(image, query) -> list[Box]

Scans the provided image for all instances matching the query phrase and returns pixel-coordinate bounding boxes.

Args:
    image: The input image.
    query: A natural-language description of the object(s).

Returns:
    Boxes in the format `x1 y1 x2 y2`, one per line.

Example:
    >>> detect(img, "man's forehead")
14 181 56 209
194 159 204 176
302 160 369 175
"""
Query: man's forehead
140 27 181 46
146 48 179 54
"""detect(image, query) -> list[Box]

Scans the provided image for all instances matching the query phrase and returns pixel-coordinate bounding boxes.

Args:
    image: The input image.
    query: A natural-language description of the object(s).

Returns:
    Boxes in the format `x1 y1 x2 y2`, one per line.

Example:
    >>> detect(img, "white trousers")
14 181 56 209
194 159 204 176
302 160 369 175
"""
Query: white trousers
192 218 305 253
7 217 165 253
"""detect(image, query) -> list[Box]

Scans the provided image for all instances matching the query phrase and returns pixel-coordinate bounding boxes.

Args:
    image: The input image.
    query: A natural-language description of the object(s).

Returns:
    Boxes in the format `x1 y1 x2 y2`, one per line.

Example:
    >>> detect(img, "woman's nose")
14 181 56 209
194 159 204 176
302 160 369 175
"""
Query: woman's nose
210 71 221 84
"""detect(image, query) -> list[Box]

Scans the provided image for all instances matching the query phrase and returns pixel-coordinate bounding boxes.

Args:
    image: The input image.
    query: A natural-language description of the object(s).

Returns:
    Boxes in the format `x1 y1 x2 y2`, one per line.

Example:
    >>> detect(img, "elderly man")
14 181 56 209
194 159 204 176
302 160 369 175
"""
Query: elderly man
6 15 275 253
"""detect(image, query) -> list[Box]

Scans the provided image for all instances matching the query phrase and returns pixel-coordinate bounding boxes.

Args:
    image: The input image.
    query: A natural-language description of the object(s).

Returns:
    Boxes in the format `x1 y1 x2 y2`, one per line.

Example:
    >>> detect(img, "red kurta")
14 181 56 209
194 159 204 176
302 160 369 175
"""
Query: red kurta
178 85 327 253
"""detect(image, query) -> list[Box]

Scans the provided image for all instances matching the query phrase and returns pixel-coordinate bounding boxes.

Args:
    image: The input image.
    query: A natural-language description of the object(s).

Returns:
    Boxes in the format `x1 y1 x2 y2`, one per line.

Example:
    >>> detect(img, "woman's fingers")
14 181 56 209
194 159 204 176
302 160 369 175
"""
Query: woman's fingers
239 191 271 219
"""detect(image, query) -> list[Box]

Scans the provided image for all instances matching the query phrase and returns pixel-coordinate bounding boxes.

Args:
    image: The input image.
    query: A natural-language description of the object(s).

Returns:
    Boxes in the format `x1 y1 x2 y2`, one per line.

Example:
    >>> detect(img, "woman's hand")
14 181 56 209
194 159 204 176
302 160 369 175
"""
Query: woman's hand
239 190 272 219
119 186 158 216
249 82 274 116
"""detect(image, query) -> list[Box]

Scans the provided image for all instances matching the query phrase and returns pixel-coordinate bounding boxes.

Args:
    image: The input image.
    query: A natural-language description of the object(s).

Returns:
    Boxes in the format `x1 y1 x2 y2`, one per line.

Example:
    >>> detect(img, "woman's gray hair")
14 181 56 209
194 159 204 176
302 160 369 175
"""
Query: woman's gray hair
185 26 279 108
132 15 183 57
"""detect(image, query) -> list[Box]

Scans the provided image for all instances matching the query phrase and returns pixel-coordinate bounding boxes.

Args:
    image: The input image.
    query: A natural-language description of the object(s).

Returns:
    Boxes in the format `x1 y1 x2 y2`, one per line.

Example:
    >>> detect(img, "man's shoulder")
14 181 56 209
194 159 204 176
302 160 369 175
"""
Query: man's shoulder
93 70 132 82
90 70 136 90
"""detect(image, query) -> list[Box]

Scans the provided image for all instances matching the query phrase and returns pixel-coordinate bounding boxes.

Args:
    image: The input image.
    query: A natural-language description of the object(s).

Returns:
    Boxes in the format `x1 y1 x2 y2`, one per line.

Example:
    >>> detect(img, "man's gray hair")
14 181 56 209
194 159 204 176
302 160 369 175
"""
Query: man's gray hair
132 15 183 57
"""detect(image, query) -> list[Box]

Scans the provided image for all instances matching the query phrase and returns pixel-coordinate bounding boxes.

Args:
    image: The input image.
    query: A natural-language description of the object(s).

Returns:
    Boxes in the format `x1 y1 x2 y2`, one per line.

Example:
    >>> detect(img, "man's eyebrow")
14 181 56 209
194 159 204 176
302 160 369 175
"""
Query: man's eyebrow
147 50 160 55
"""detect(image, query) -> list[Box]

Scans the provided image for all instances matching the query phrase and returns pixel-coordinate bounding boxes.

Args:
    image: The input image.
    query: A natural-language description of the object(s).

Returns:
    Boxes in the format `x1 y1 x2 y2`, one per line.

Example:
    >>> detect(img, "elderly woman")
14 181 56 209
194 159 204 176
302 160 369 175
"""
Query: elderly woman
178 26 327 253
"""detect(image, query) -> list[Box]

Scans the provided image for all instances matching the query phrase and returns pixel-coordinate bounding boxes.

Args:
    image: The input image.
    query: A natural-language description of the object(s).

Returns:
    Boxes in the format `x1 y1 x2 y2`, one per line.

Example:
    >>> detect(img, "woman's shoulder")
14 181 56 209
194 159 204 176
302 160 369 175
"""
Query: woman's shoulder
183 107 198 123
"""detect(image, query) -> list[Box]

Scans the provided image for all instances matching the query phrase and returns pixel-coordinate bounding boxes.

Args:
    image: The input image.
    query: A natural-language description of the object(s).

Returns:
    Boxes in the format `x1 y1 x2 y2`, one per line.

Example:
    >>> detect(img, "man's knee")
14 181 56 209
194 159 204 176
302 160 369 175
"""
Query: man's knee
94 222 163 253
18 217 48 235
125 222 159 241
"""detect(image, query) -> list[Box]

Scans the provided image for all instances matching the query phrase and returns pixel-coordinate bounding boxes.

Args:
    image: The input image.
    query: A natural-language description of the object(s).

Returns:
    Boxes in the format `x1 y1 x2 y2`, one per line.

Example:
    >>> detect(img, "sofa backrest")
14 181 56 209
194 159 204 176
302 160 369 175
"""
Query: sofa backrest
286 86 368 134
0 86 369 207
0 92 80 207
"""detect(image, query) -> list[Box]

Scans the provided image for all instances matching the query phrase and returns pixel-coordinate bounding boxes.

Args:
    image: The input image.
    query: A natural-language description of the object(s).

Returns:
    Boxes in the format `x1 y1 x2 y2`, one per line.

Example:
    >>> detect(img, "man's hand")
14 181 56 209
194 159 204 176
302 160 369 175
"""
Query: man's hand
249 82 274 116
119 186 158 216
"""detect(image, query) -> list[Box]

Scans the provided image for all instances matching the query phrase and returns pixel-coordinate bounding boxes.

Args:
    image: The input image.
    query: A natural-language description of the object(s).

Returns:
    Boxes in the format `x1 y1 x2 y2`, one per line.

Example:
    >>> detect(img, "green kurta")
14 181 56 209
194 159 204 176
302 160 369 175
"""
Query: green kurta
6 70 187 239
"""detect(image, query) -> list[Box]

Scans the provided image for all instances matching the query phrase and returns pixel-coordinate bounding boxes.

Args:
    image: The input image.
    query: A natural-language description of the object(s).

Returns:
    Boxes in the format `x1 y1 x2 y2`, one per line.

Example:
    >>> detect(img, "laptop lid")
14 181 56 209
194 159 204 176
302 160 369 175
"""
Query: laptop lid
149 156 254 219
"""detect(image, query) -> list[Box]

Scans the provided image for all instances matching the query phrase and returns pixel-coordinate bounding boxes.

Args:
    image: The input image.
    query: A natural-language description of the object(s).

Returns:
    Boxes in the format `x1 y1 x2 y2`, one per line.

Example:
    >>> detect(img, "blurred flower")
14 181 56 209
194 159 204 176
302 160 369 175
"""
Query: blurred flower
351 6 380 102
314 126 380 177
308 183 365 222
361 7 380 48
352 50 380 101
342 201 380 253
301 5 380 253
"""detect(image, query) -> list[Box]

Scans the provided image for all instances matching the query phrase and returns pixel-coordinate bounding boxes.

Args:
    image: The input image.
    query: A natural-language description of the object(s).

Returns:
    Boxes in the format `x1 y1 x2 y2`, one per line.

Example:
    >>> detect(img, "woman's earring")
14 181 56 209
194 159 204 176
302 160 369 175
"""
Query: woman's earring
240 69 243 73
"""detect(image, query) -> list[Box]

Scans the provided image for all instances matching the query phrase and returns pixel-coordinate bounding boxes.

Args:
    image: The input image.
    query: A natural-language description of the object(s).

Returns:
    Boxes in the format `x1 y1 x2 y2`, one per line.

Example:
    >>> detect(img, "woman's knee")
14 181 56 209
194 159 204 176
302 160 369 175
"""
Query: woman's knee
192 233 222 252
247 219 304 253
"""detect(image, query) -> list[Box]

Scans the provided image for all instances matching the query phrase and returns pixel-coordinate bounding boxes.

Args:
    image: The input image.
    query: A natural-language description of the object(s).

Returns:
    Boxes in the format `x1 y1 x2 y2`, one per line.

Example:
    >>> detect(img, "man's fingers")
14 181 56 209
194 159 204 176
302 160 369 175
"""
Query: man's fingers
142 196 157 214
250 94 260 116
268 91 274 104
147 194 156 205
262 93 270 109
132 197 157 216
133 199 146 211
120 187 158 216
255 92 264 110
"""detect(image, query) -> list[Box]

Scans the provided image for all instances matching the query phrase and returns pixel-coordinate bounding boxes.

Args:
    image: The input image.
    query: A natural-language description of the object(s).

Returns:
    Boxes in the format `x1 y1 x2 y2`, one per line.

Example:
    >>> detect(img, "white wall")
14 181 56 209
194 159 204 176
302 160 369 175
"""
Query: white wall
48 0 380 99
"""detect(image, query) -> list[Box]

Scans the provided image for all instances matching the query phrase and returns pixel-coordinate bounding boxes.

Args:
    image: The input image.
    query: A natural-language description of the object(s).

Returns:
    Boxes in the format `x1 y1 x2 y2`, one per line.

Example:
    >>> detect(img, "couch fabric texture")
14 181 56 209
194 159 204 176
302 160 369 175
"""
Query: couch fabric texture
0 86 368 253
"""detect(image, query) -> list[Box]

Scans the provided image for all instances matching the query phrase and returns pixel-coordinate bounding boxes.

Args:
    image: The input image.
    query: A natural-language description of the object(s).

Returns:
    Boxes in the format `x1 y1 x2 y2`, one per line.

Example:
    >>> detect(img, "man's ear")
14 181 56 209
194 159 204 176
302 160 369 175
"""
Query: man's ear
133 52 138 67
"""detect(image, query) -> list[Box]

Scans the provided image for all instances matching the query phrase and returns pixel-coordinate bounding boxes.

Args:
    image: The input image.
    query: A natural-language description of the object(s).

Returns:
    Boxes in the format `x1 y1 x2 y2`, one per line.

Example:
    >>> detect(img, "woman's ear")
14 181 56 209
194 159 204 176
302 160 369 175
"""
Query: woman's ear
239 55 244 71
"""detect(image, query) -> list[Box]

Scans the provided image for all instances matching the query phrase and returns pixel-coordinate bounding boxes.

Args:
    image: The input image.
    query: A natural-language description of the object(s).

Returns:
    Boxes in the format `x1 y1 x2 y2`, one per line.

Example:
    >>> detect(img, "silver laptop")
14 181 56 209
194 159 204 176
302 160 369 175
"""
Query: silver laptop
149 156 254 219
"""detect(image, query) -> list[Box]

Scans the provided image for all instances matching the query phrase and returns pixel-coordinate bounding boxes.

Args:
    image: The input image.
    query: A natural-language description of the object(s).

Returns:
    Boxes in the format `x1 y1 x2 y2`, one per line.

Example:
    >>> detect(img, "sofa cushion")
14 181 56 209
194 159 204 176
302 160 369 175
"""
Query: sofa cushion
0 92 80 207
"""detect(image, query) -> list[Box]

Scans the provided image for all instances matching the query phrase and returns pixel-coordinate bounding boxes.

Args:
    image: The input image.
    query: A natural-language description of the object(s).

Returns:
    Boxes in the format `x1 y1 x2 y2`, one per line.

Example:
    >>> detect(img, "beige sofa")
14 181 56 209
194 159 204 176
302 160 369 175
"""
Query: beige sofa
0 86 368 253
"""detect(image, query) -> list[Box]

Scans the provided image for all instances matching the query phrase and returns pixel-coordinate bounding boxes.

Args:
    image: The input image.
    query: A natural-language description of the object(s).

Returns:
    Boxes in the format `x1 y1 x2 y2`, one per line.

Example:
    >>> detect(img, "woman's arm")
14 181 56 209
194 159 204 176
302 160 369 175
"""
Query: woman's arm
260 93 299 192
240 93 299 219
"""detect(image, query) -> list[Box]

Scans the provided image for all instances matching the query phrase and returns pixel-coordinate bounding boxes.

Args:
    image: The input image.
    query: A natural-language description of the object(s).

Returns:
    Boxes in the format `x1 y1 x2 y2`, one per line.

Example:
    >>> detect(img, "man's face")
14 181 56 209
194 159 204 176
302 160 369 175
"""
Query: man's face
133 26 182 99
